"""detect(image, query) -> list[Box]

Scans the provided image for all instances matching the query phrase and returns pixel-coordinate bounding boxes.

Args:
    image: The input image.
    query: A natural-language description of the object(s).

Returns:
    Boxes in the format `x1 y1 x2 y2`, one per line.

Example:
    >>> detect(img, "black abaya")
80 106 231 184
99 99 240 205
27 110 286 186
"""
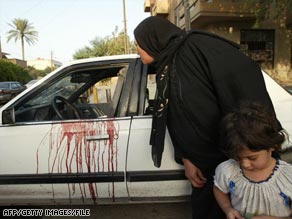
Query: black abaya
134 16 280 219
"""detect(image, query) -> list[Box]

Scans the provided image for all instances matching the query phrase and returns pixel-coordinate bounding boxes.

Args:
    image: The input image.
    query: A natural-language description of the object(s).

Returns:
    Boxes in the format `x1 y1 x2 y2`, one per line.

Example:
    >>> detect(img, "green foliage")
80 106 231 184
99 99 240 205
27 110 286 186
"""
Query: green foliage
73 26 137 59
0 59 32 83
25 66 53 79
244 0 292 26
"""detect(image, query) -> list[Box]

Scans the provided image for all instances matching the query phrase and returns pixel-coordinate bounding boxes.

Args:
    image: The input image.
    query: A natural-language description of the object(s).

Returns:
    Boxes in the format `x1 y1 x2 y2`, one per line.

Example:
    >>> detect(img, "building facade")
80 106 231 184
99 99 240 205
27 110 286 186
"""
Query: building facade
27 58 62 70
144 0 292 84
7 58 27 68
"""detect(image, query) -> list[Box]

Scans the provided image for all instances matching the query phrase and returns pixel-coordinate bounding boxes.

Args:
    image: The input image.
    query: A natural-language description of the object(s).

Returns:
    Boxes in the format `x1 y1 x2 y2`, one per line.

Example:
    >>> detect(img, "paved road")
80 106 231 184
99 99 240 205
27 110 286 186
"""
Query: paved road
1 202 192 219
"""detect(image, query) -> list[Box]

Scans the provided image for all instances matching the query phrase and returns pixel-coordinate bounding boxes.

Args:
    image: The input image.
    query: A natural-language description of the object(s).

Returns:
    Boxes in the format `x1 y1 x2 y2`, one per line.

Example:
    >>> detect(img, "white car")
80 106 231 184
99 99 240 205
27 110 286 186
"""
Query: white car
0 54 291 205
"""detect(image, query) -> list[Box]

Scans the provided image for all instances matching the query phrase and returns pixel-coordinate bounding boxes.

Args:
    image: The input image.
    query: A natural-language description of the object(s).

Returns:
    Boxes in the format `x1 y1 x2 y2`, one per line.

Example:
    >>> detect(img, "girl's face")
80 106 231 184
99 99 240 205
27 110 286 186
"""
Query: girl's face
135 40 154 64
237 146 274 172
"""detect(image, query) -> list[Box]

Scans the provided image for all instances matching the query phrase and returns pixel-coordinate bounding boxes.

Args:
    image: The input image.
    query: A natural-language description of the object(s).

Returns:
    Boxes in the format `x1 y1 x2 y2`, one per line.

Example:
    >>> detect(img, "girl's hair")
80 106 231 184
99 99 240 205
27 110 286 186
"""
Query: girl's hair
220 101 285 160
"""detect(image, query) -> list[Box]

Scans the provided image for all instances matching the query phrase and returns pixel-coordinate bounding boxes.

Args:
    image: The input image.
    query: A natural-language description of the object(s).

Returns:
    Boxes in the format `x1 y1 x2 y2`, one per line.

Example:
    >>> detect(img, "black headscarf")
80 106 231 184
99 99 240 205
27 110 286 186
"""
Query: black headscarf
134 16 185 71
134 17 186 167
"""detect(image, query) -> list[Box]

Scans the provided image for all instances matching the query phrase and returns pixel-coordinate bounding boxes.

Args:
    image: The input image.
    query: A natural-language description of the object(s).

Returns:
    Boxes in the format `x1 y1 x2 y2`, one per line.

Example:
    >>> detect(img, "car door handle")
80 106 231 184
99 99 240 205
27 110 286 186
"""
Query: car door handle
86 134 110 141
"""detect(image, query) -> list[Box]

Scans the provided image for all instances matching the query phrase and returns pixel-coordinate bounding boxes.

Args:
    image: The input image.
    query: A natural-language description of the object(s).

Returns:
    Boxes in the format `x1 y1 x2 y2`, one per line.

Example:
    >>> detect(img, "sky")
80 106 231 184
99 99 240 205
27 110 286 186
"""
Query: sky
0 0 150 63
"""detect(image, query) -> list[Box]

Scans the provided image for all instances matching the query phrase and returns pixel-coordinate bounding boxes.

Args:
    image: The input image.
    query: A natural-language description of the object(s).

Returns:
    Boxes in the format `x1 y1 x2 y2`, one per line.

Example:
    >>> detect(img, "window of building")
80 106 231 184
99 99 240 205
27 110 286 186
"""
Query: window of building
240 29 275 69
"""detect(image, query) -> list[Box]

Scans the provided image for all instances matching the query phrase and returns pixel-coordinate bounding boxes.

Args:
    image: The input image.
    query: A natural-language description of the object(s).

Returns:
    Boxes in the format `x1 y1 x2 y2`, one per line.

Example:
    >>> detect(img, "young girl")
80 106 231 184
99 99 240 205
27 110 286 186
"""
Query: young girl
214 102 292 219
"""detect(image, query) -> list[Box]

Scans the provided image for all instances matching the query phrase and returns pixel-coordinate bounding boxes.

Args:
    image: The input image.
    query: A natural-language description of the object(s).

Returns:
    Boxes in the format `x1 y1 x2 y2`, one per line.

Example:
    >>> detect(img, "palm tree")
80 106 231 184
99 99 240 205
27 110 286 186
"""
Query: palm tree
7 18 38 60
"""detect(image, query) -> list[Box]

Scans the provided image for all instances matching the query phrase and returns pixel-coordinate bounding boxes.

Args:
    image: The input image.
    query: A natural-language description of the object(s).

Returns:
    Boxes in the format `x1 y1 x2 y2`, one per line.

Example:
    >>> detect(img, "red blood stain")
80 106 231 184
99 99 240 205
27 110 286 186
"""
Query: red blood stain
36 120 120 202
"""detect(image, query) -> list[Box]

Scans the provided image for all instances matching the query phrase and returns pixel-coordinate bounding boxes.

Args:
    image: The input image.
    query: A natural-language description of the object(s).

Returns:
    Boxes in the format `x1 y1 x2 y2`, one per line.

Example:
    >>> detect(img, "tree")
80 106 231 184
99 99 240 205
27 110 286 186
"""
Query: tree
0 59 32 83
7 18 38 60
245 0 292 27
25 66 51 79
73 26 136 59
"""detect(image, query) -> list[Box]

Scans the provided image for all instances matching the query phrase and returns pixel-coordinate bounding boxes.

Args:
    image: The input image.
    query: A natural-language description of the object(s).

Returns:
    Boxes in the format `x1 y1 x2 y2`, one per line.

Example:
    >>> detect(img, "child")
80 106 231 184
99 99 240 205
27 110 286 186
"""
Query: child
214 102 292 219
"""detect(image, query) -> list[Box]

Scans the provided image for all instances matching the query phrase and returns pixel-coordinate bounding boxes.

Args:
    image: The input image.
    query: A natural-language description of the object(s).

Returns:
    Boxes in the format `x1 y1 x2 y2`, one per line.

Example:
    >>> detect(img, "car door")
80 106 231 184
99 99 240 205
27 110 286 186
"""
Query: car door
125 63 192 202
125 69 292 203
0 57 137 205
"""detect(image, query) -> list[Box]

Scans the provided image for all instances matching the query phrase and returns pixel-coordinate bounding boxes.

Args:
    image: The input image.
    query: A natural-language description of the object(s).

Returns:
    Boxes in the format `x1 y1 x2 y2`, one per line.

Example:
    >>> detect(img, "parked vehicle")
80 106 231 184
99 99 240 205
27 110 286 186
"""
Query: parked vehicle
0 54 291 205
0 81 26 104
25 79 40 88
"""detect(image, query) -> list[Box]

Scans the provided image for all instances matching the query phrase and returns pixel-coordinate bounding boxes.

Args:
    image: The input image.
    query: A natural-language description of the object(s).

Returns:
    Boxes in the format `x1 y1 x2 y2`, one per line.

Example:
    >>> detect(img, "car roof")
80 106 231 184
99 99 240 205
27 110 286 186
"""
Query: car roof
39 54 140 84
63 54 140 67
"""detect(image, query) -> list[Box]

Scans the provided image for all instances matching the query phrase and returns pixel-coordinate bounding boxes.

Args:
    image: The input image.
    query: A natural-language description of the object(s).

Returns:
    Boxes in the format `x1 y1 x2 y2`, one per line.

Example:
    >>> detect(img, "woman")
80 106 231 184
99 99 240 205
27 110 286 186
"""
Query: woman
134 16 280 219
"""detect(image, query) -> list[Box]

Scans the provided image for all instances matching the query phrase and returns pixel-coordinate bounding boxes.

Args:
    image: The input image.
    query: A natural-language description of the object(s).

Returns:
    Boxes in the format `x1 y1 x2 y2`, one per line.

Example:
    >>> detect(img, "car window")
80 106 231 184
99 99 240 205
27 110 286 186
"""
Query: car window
14 63 128 123
80 76 119 104
147 74 156 100
0 83 9 89
11 83 18 89
144 74 156 115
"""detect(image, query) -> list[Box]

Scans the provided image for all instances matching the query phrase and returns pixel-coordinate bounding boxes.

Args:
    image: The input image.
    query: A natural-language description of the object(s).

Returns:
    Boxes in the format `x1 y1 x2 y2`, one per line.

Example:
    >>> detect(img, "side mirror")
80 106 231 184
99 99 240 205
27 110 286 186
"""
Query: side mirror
2 108 15 124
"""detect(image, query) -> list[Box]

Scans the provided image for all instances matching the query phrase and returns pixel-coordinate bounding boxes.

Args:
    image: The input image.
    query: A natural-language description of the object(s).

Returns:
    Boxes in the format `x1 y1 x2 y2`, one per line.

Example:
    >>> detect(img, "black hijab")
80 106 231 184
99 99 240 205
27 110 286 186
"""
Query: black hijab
134 16 185 71
134 17 186 167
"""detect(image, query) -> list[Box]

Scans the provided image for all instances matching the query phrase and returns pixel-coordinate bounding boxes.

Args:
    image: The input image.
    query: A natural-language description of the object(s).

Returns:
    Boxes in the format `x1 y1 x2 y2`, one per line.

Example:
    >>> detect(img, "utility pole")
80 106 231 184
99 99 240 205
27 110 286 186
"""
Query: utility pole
184 0 191 31
50 51 53 69
0 36 2 59
122 0 129 54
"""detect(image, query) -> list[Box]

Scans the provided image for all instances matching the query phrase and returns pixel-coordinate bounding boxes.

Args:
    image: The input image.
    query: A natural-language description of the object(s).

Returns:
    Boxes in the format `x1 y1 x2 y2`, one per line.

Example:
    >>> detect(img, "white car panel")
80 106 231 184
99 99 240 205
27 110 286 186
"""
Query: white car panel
263 72 292 149
126 117 191 200
0 55 291 205
0 119 131 204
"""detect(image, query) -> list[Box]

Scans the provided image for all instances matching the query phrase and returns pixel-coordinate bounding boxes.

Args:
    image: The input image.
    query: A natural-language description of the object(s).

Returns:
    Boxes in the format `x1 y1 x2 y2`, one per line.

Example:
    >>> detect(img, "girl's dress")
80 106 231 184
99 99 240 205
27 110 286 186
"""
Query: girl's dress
214 159 292 218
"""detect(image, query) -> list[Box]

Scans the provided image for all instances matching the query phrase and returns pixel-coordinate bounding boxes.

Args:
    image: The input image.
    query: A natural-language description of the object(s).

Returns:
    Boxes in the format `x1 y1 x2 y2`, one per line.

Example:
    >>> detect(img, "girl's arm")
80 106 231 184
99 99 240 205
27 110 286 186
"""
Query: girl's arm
251 216 292 219
213 186 244 219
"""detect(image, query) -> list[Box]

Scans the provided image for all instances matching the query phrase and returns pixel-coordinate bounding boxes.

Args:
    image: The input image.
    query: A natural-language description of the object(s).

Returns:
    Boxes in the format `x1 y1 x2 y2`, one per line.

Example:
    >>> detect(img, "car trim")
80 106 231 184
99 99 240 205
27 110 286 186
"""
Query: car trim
127 59 143 116
138 64 148 115
116 59 137 116
126 170 187 182
129 195 191 202
0 116 132 127
0 170 187 184
0 172 124 184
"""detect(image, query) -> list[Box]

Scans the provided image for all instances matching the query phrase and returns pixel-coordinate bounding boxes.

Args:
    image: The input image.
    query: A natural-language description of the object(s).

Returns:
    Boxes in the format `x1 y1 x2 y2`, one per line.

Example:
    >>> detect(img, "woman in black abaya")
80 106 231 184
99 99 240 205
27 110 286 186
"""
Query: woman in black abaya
134 16 279 219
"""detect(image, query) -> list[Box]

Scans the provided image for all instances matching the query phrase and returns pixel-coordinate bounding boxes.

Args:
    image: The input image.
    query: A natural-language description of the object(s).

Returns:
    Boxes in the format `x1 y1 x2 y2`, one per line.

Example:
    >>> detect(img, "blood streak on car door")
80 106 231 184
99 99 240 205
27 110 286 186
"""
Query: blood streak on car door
36 120 120 201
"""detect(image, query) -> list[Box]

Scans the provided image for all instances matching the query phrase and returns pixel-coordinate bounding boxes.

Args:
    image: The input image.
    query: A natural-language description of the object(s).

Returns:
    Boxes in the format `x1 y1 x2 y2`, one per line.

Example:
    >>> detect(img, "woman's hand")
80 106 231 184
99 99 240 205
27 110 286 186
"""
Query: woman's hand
182 158 206 188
